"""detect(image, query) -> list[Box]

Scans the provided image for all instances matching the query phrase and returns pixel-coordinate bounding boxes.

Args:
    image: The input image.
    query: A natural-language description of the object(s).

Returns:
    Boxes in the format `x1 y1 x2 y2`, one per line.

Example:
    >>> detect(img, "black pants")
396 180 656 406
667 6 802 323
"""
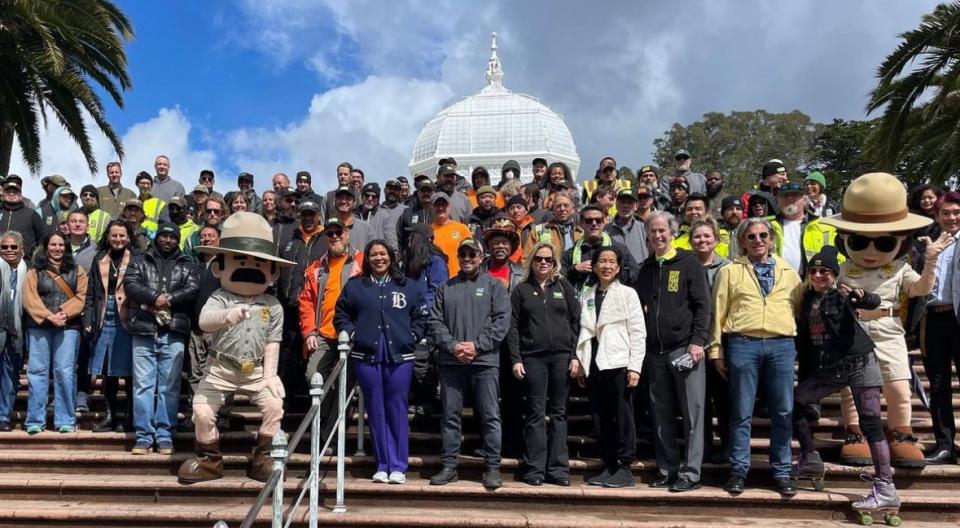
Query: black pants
520 351 570 480
704 357 730 456
411 340 438 408
922 309 960 452
588 367 636 471
499 347 524 457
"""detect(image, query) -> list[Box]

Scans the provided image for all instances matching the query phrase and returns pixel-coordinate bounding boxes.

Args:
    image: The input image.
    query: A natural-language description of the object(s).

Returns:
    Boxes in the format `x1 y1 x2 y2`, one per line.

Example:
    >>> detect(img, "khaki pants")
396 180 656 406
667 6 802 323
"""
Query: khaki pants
192 357 283 443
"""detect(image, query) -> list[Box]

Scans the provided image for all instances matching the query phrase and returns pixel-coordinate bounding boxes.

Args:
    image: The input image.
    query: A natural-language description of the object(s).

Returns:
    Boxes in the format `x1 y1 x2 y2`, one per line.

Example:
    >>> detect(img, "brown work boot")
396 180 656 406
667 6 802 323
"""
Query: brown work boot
177 440 224 484
887 427 925 469
839 426 872 466
248 434 275 482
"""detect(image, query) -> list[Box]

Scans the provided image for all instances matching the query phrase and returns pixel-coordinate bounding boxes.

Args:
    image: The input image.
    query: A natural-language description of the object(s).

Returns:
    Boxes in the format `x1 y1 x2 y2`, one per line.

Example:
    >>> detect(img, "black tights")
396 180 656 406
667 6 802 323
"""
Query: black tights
793 378 891 480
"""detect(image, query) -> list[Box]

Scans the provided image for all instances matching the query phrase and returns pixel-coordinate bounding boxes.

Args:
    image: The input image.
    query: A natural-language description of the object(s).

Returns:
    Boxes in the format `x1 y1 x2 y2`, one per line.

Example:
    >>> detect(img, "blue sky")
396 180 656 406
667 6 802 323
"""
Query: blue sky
10 0 943 203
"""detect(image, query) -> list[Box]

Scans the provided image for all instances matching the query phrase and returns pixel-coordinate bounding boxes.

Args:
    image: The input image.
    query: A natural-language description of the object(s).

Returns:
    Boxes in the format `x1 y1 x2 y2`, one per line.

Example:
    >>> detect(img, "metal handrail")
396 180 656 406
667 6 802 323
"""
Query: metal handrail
220 331 355 528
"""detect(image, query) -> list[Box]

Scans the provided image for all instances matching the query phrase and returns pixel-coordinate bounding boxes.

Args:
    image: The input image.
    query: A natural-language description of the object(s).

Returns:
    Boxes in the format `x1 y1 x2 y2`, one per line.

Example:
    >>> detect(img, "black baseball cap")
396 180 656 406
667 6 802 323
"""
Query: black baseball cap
238 172 254 182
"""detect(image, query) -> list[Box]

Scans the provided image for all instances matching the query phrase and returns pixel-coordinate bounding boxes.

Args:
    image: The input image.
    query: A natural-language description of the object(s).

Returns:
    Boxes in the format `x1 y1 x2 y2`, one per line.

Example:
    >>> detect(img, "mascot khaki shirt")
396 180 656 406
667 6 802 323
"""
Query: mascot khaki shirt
204 290 283 368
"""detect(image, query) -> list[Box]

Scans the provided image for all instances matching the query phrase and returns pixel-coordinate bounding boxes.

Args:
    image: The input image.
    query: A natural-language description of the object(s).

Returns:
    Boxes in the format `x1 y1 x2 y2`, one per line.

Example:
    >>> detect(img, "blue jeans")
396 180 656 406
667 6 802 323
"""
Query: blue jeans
26 328 80 428
0 335 21 422
132 332 185 445
726 335 795 479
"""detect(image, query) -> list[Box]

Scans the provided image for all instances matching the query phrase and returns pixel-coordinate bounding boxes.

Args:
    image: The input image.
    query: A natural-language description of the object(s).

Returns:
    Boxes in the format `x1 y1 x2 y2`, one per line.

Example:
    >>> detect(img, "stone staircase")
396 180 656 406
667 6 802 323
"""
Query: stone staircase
0 358 958 527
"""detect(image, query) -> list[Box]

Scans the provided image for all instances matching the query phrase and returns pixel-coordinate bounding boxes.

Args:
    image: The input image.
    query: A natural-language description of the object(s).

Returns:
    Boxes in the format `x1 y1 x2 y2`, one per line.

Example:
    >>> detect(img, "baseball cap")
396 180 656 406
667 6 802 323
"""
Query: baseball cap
532 157 547 166
279 187 301 199
200 169 215 178
506 194 528 209
42 174 69 187
385 179 402 188
168 195 187 208
361 182 381 197
634 184 652 197
156 222 180 241
299 200 320 213
396 176 409 184
417 179 435 192
457 238 482 253
600 157 617 169
60 187 76 197
721 196 743 213
124 198 144 210
192 185 210 194
438 163 457 176
616 188 637 201
296 170 311 183
674 149 691 160
2 180 21 191
238 172 254 182
638 165 657 176
430 193 450 205
324 217 352 230
602 165 617 173
761 161 787 179
779 181 804 195
334 185 356 199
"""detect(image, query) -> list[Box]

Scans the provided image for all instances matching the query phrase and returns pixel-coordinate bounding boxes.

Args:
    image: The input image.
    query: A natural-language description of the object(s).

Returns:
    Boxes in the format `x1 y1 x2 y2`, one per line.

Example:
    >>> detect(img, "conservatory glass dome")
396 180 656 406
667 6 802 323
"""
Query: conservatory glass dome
409 33 580 183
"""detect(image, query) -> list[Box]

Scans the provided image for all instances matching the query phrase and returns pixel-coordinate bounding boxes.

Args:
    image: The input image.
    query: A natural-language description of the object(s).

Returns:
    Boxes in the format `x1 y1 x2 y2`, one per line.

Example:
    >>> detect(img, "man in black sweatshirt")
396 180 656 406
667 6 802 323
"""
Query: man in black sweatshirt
633 211 711 493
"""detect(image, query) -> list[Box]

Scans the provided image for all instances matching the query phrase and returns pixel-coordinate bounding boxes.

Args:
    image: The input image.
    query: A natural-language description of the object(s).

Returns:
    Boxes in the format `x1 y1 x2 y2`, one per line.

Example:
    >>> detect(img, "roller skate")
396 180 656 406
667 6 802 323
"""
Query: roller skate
852 476 901 526
791 451 825 491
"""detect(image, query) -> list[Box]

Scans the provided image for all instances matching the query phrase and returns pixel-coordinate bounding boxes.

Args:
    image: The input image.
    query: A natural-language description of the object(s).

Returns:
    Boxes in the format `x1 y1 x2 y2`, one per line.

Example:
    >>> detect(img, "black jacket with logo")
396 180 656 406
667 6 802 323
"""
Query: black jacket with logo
506 276 581 364
633 249 711 353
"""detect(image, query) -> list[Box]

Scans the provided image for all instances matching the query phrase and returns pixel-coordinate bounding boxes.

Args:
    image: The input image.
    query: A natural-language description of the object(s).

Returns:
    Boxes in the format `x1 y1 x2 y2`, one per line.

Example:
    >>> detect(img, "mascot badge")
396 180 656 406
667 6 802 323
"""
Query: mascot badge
821 172 954 468
178 212 295 483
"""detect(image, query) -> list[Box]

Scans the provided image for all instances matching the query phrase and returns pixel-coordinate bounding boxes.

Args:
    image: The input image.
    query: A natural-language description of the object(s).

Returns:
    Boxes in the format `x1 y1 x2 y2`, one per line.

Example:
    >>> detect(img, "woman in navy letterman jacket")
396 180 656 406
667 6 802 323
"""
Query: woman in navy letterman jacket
334 239 428 485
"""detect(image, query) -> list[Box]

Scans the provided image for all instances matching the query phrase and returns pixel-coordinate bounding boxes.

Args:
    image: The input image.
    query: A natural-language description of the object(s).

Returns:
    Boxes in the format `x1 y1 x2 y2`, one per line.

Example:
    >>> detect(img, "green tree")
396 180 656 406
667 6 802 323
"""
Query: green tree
0 0 134 177
866 1 960 186
618 165 635 186
651 110 822 194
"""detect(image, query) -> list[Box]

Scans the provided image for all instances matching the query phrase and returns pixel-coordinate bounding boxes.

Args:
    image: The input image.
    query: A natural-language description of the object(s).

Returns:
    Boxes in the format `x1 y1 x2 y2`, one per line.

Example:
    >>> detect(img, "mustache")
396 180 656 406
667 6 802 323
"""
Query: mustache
230 268 267 284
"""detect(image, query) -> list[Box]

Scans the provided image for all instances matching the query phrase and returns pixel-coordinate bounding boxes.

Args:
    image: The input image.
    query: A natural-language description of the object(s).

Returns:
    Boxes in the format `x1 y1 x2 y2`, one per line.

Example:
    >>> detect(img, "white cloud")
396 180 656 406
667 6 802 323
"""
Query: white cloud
9 107 218 204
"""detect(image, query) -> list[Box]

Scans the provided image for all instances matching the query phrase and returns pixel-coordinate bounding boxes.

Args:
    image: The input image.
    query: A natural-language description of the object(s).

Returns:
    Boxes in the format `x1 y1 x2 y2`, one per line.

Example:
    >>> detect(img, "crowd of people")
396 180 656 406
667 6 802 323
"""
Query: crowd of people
0 151 958 514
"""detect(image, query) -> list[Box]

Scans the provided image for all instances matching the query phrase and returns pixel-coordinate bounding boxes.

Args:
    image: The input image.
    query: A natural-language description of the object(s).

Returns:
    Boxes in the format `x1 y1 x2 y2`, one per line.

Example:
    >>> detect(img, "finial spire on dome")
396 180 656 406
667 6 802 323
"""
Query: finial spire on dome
485 32 503 87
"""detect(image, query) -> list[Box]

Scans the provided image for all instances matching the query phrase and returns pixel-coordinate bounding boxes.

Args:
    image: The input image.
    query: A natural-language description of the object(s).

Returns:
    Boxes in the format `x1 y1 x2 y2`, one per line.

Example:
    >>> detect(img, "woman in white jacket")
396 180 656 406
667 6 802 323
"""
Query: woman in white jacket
571 246 646 488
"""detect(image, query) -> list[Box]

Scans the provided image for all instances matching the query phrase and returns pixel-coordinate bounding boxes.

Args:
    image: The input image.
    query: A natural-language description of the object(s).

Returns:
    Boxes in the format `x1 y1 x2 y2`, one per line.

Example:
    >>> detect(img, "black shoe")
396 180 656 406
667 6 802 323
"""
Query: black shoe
924 448 958 465
521 476 543 486
649 475 676 488
482 469 502 490
545 476 570 487
0 421 10 432
724 475 745 495
669 476 701 492
587 468 612 486
775 477 797 497
429 467 458 486
602 466 635 488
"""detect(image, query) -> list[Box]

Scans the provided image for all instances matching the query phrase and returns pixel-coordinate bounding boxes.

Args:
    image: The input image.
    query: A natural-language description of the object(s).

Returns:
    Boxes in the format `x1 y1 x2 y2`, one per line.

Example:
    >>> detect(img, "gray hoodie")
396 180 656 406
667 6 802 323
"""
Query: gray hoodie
429 270 511 367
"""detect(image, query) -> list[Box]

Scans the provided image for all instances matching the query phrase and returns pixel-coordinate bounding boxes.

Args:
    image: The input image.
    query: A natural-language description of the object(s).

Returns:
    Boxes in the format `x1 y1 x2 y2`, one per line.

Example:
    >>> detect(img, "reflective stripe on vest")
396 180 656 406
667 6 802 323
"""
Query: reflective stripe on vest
572 232 612 264
86 209 111 243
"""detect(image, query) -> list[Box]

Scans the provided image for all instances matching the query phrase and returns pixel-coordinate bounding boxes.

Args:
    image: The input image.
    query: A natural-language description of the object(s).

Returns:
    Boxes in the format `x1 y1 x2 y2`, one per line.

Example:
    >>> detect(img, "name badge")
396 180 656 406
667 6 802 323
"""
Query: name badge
260 307 270 322
475 287 485 297
552 291 564 299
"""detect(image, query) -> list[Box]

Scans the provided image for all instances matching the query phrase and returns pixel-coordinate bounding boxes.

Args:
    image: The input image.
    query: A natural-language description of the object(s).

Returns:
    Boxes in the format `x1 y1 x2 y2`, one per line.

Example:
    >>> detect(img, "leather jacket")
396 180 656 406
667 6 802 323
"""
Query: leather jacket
122 246 200 336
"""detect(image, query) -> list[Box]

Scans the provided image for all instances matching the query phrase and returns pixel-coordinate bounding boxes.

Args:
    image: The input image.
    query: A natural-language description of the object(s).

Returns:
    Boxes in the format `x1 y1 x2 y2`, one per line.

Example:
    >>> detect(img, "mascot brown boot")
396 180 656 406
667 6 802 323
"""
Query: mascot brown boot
887 427 925 468
840 426 873 466
249 434 274 482
177 440 224 483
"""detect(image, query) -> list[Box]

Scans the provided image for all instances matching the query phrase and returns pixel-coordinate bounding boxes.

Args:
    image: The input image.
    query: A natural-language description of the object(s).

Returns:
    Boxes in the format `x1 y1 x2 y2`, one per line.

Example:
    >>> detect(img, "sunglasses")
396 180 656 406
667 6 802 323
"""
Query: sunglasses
324 229 344 238
807 267 833 277
458 251 479 259
200 176 213 182
582 217 604 225
533 256 554 264
0 245 18 250
81 192 97 198
207 208 222 214
746 232 770 242
845 234 900 253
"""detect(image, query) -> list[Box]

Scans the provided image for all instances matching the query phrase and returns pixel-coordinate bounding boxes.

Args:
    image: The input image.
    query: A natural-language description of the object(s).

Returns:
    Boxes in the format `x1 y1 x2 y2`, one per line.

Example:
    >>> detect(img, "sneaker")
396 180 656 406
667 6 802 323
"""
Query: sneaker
587 468 613 486
388 471 406 484
372 471 389 483
156 441 175 455
56 425 76 433
131 441 152 455
26 425 43 435
75 392 89 413
0 420 12 432
602 466 635 488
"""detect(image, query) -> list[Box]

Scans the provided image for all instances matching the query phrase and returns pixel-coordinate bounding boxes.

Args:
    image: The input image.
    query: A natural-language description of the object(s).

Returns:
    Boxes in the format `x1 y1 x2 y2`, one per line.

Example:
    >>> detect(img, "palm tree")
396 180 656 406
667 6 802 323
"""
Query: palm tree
0 0 133 177
866 2 960 184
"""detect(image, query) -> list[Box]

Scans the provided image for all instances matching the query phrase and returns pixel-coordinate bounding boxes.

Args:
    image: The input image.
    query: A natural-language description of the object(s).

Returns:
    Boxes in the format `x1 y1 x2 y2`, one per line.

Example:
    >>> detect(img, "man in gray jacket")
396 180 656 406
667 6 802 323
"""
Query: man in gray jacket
428 237 511 490
368 179 407 253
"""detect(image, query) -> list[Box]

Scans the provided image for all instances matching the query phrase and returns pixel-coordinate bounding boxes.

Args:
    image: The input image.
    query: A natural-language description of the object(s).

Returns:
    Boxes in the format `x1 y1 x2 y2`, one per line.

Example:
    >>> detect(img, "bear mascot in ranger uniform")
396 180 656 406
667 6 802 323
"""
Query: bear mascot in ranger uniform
178 212 295 483
821 173 954 470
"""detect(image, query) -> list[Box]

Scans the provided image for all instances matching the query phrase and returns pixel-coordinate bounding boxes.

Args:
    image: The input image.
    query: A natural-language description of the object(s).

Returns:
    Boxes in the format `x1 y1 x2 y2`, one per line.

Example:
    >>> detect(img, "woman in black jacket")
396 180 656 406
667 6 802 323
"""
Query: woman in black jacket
83 220 136 432
507 242 580 486
791 247 900 511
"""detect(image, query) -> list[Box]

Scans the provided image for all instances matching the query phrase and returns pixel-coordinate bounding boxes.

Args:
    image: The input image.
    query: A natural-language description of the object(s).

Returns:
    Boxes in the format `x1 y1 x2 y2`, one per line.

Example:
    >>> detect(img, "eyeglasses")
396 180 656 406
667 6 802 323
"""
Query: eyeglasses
324 229 344 238
845 234 900 253
207 208 222 215
0 245 18 250
807 267 833 277
582 217 604 225
458 251 479 259
746 232 770 242
533 256 554 264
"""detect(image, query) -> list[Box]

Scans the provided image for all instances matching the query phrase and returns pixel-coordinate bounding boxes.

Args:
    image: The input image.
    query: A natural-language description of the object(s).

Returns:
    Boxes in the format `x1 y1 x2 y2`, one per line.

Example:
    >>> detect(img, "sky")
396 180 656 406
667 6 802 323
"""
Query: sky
8 0 942 204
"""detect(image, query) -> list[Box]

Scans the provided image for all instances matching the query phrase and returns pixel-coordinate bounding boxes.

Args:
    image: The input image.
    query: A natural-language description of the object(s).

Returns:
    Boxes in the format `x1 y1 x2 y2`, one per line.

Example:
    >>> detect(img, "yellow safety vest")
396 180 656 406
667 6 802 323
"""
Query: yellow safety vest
178 219 199 251
769 216 843 267
141 197 167 233
86 209 111 244
583 179 632 218
673 224 730 258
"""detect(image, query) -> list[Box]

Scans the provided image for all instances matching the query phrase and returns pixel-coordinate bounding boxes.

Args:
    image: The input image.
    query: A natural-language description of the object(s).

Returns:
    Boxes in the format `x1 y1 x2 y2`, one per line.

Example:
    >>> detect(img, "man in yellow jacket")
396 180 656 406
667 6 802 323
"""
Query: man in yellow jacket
135 171 168 234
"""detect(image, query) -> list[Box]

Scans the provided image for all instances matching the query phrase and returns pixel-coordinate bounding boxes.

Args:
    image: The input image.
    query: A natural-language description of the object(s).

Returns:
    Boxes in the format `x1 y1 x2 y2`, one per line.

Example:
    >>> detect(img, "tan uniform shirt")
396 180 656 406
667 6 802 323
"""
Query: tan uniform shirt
839 260 919 381
204 290 283 366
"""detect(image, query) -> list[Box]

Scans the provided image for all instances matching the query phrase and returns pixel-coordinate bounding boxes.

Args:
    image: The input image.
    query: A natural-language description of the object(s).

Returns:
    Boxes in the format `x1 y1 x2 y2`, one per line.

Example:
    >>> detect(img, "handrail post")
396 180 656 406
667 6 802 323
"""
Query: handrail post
213 521 229 528
271 431 288 528
356 391 365 456
308 372 324 528
333 331 350 513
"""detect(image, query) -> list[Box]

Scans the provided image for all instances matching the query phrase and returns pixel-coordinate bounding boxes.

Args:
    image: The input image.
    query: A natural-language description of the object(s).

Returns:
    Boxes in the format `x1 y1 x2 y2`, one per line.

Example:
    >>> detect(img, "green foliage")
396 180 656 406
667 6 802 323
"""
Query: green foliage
617 165 635 186
651 110 822 194
0 0 134 176
866 1 960 186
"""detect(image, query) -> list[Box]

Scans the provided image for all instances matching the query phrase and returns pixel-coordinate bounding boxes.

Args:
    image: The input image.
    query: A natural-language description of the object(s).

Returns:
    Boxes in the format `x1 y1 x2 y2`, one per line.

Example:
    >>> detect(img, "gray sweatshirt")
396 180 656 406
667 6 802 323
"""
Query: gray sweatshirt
429 271 511 367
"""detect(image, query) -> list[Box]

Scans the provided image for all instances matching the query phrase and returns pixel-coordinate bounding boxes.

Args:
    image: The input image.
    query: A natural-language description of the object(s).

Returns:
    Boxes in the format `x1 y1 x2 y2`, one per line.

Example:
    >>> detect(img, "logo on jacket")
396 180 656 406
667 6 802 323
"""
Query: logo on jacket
391 291 407 309
667 270 680 292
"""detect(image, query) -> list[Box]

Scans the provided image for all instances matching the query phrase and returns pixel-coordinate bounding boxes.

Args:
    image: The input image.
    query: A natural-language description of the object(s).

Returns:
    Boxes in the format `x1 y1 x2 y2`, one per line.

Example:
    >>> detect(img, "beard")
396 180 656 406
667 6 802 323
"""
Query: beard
780 203 801 217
